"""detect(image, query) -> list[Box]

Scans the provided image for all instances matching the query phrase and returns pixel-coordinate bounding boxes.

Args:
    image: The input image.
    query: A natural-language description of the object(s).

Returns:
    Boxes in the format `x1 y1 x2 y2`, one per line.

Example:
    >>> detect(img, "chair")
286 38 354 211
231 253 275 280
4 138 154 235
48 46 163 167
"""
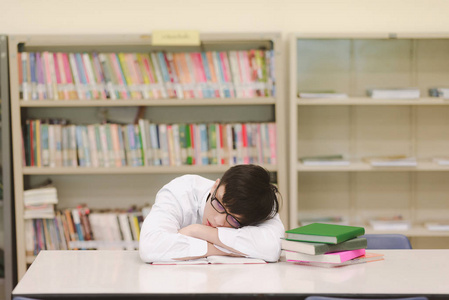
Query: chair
305 296 428 300
360 234 412 249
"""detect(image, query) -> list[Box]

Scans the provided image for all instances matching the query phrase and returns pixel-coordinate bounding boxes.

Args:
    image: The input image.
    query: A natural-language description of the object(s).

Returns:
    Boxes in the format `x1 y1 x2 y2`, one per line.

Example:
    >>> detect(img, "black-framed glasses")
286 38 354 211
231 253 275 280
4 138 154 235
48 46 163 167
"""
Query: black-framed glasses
210 185 242 229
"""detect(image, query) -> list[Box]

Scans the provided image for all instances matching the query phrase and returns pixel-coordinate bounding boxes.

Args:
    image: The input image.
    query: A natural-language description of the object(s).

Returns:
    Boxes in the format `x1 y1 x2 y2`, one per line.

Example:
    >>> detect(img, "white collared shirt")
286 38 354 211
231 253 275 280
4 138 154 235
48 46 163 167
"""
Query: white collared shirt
139 175 285 262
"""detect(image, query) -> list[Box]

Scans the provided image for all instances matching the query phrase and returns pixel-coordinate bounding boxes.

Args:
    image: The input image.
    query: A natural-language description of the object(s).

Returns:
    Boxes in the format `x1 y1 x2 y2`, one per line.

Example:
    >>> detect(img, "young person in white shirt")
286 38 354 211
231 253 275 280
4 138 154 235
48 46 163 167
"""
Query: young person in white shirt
139 164 284 263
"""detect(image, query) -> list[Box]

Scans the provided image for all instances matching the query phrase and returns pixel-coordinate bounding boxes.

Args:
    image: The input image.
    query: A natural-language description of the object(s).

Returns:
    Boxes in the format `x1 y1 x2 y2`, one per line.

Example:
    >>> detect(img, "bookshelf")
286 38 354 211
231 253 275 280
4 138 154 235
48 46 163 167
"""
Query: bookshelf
289 33 449 249
8 33 287 279
1 35 16 300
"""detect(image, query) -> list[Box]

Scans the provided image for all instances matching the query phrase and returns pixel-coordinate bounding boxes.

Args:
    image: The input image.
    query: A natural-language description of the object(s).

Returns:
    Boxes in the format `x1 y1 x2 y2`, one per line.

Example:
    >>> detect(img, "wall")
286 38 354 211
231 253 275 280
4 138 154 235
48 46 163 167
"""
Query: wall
0 0 448 35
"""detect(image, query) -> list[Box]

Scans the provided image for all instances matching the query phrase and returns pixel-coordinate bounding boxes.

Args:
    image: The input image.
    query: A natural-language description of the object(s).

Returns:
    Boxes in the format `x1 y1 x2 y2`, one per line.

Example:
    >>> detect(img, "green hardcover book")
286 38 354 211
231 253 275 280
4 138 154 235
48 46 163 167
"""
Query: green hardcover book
281 237 367 255
208 124 217 165
178 123 188 165
185 124 193 165
285 223 365 244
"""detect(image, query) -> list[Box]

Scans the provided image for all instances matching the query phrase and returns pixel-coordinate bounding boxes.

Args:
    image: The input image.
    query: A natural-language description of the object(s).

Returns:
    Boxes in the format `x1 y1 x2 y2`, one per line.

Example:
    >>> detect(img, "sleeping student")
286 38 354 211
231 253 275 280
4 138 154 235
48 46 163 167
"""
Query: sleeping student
139 164 284 262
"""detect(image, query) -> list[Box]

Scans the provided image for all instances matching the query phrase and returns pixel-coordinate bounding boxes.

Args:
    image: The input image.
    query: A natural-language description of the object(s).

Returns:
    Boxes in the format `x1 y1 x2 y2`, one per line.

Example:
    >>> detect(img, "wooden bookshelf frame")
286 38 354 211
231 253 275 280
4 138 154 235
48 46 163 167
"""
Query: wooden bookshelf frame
9 33 287 279
289 33 449 246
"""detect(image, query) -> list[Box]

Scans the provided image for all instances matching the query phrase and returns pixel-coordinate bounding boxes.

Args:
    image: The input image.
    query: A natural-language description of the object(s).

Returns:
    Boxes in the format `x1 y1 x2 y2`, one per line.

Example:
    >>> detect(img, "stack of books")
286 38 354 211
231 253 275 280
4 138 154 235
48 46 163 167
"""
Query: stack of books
369 215 411 230
23 184 58 219
282 223 383 268
362 155 417 167
299 155 350 166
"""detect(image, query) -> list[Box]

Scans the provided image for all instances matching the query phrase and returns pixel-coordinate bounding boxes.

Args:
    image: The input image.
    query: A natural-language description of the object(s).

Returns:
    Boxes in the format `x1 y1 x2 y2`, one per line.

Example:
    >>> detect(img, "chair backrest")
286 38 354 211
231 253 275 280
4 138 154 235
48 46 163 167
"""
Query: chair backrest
305 296 428 300
360 234 412 249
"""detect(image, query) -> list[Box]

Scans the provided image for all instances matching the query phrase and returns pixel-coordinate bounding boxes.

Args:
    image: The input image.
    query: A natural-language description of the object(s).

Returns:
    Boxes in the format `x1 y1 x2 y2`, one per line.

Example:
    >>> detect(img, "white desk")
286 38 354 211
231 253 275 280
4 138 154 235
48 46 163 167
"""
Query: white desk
12 250 449 299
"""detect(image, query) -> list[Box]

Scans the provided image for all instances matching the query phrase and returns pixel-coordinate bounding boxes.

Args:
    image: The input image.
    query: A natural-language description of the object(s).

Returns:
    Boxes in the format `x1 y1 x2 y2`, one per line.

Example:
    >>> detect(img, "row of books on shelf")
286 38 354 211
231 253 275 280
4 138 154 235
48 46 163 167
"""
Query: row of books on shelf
298 216 449 231
282 223 384 268
18 49 275 101
25 209 147 256
299 155 449 167
298 87 449 99
24 183 152 256
22 119 277 167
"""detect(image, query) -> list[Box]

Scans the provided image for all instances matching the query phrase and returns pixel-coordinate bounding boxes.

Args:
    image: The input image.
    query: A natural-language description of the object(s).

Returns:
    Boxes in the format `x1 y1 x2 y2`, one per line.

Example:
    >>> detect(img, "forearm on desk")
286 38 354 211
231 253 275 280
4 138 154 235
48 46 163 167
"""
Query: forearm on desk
178 224 246 256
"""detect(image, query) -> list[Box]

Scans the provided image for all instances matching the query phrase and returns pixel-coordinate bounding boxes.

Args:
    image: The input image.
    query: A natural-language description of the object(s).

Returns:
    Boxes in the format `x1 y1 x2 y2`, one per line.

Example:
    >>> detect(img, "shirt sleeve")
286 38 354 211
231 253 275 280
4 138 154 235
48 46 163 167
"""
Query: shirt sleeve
217 214 285 262
139 179 208 263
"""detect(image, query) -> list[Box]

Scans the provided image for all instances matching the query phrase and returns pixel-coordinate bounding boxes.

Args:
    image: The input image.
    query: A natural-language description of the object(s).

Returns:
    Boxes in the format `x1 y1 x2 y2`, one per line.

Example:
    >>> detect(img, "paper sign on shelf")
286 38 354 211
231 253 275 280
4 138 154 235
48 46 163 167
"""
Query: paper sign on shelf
152 30 200 46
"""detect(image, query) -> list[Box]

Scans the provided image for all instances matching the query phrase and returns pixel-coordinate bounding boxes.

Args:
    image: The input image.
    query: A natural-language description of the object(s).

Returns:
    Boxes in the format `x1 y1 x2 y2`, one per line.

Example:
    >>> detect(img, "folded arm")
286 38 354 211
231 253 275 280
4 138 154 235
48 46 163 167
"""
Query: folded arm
179 215 285 262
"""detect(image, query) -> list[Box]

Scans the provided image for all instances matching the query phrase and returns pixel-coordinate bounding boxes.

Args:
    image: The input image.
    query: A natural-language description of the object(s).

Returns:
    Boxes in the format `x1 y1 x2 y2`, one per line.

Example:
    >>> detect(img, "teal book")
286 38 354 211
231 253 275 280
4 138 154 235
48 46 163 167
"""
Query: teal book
285 223 365 244
281 237 367 255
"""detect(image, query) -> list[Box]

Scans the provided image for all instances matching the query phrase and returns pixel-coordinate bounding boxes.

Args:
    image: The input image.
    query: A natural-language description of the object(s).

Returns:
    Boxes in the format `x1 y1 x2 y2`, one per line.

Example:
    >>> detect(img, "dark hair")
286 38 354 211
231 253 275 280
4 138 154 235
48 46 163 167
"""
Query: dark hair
219 164 280 226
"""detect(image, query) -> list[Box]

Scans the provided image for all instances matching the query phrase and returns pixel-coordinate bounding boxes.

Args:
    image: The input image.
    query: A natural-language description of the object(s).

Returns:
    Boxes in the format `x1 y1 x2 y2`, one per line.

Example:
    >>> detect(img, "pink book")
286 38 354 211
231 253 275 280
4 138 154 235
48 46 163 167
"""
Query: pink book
56 53 70 100
180 53 195 99
240 51 254 97
194 52 208 98
286 248 366 264
142 54 159 99
188 53 202 99
172 53 188 99
267 122 277 165
131 54 147 99
53 53 63 100
241 123 249 164
216 123 223 165
126 53 142 99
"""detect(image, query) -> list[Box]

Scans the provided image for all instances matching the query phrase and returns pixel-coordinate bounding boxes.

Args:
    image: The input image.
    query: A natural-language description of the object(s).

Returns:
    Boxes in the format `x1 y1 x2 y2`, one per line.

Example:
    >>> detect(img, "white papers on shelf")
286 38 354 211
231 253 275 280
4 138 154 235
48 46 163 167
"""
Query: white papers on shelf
369 219 411 230
298 92 348 99
367 88 420 99
425 222 449 231
299 216 349 226
302 160 351 166
365 157 417 167
432 157 449 166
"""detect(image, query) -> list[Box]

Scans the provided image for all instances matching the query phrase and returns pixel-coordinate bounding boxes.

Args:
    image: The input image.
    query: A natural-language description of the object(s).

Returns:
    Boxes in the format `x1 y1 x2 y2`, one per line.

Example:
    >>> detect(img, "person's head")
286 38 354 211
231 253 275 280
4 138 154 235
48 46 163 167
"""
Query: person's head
202 164 280 229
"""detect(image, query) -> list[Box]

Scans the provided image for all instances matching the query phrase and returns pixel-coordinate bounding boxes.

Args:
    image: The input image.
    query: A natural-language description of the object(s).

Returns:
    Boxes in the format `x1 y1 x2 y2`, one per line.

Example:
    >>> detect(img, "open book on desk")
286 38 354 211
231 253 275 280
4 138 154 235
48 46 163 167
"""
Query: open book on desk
152 256 267 265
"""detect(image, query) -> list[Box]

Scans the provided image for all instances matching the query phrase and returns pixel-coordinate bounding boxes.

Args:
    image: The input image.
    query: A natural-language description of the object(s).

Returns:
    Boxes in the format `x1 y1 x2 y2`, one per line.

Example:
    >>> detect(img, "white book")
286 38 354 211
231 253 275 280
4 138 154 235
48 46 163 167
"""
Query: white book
172 124 182 166
369 219 411 230
370 159 417 167
302 160 350 166
21 52 29 100
118 213 135 250
425 222 449 231
433 157 449 165
299 92 348 99
367 88 420 99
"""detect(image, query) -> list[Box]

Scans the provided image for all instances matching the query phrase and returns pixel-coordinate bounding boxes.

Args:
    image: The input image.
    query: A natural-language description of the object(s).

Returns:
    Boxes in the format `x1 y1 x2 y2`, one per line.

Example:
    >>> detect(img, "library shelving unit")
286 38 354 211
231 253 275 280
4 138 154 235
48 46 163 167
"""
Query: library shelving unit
9 33 287 279
289 33 449 249
1 35 16 300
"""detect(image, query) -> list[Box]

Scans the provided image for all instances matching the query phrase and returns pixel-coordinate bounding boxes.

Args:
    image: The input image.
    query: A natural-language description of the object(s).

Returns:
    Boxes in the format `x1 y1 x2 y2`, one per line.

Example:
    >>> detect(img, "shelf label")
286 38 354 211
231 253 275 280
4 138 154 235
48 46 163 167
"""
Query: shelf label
152 30 200 46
